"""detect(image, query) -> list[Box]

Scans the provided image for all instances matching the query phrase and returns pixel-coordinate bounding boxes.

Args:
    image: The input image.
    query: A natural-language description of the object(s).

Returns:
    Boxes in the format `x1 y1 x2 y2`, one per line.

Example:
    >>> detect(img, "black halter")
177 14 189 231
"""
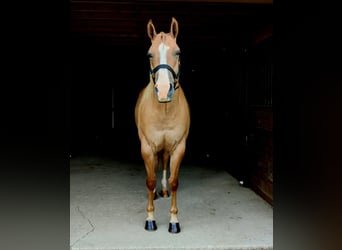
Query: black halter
150 63 180 89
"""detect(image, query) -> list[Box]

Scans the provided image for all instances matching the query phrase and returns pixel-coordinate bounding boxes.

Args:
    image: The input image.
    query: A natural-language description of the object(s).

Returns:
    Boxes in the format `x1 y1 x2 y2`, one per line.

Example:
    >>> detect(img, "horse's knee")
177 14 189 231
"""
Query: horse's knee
146 177 156 191
168 177 179 191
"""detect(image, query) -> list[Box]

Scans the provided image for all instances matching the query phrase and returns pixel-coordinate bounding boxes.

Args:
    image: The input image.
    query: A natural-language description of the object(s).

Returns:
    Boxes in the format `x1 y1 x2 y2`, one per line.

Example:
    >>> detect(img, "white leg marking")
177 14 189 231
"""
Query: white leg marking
161 169 167 190
147 212 155 221
170 213 179 223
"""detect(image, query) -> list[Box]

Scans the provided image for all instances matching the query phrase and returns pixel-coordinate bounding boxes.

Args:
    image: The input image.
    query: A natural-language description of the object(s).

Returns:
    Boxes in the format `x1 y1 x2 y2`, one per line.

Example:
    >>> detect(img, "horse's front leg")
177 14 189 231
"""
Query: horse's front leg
168 141 186 233
141 142 158 231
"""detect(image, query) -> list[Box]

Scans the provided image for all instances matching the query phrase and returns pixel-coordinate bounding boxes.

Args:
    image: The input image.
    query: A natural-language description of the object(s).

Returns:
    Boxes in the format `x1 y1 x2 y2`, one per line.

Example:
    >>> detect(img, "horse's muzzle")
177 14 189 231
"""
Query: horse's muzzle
155 83 174 102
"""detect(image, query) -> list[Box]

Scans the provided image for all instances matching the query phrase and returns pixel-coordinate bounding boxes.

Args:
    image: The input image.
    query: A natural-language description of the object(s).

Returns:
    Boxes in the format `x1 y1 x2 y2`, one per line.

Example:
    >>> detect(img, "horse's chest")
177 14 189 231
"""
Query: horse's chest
145 126 184 152
137 92 189 152
149 127 181 142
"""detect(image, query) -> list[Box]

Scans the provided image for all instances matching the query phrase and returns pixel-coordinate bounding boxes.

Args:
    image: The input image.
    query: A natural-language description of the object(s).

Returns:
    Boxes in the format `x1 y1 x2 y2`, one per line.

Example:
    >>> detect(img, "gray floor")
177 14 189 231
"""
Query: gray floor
70 155 273 250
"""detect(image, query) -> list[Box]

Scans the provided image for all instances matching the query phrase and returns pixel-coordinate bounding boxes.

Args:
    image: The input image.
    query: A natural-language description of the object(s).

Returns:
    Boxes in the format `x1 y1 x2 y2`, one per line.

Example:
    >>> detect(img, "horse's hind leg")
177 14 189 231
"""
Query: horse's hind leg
168 141 186 233
160 152 170 198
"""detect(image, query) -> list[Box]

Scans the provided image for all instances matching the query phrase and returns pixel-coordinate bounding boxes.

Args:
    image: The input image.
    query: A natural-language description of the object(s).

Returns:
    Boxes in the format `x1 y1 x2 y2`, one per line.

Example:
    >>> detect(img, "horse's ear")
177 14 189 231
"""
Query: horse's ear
170 17 179 39
147 19 156 41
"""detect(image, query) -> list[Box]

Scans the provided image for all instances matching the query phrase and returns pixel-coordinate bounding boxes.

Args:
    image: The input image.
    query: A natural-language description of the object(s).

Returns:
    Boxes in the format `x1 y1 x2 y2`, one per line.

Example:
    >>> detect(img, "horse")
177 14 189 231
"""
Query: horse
134 17 190 233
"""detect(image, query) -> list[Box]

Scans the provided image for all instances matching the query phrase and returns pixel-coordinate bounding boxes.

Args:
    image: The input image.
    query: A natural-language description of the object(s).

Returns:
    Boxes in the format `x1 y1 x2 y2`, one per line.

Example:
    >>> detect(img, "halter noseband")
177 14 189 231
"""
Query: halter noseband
150 64 180 89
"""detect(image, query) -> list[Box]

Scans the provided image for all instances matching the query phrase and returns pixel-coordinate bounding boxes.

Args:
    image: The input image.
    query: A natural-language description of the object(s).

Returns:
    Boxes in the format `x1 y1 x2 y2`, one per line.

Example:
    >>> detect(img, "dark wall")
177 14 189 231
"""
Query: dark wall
69 43 146 160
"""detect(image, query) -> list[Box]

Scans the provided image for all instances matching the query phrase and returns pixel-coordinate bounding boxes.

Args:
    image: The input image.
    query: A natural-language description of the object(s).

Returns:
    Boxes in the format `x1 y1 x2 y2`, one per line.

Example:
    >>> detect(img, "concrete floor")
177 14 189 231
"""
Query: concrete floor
70 155 273 250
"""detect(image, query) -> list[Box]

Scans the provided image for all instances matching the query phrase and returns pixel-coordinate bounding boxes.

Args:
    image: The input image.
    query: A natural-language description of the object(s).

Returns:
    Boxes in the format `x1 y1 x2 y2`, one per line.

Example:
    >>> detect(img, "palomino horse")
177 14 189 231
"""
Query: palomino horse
135 17 190 233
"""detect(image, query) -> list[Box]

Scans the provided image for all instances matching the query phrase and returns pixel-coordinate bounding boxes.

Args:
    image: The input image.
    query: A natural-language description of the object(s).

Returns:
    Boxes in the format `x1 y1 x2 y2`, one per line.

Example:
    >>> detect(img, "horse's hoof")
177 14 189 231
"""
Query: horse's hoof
168 222 181 233
159 190 169 198
145 220 157 231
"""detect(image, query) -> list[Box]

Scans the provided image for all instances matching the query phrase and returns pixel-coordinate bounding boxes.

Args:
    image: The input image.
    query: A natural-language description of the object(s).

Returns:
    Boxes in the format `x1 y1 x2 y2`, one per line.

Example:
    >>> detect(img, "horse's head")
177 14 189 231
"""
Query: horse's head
147 17 181 103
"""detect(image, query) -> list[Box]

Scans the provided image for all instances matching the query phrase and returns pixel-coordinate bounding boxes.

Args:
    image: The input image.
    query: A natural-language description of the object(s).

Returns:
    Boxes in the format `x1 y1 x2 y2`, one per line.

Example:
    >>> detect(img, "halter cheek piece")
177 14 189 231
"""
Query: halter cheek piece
150 64 180 90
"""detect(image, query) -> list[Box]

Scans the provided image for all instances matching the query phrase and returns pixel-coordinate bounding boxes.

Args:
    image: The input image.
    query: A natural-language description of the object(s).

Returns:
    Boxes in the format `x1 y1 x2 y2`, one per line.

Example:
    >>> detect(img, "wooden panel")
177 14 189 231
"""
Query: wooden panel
250 108 273 205
70 0 273 48
256 109 273 131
